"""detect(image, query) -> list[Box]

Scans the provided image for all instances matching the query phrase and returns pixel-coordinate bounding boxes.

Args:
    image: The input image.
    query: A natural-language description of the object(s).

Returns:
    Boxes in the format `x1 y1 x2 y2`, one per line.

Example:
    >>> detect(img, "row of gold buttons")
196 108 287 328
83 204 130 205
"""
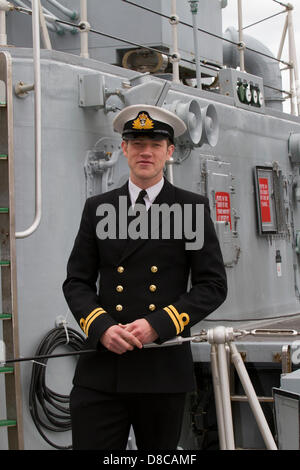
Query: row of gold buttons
117 266 158 273
115 266 158 312
115 284 156 293
115 304 156 312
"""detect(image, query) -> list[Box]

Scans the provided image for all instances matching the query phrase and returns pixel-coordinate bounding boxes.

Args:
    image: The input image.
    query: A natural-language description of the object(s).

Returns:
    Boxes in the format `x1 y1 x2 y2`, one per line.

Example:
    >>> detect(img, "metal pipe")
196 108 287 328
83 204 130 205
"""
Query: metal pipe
0 9 6 45
45 0 78 20
39 3 77 33
0 1 12 45
11 0 28 7
165 158 174 184
288 6 296 115
210 344 227 449
231 395 274 402
229 342 278 450
16 0 42 238
217 342 235 449
170 0 180 83
80 0 89 58
0 0 12 8
237 0 245 71
277 13 288 60
44 19 57 33
13 0 69 34
287 5 300 115
38 0 52 49
188 0 201 89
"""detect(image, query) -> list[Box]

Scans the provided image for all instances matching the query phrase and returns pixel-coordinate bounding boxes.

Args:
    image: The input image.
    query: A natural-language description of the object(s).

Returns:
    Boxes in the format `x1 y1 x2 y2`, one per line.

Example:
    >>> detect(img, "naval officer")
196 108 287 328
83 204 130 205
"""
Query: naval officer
63 104 227 450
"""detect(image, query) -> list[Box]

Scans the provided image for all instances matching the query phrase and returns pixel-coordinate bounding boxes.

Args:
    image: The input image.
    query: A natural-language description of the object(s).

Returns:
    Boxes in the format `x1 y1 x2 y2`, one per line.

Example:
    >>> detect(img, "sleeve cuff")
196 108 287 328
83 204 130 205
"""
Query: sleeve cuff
80 307 117 349
146 304 190 343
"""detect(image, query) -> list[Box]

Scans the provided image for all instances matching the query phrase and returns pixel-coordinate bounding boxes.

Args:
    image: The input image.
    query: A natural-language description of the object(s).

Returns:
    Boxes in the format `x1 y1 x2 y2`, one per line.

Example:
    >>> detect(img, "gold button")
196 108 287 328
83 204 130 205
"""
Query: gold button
116 285 123 293
149 284 157 292
117 266 124 273
116 304 123 311
149 304 156 311
151 266 158 273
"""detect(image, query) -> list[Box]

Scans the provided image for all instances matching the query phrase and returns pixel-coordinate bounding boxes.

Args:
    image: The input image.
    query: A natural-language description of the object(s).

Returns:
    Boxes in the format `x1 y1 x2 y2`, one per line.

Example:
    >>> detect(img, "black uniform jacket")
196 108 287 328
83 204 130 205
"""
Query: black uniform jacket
63 178 227 393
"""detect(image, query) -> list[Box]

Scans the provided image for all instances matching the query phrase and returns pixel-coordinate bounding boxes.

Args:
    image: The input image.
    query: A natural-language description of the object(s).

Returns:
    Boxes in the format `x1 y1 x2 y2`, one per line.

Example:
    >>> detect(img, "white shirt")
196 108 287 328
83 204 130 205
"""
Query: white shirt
128 178 164 211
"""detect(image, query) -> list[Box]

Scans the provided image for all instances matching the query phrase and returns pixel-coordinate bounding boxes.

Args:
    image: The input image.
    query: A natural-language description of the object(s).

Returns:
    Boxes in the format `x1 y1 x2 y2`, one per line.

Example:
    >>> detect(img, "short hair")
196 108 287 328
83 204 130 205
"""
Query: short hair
123 135 174 147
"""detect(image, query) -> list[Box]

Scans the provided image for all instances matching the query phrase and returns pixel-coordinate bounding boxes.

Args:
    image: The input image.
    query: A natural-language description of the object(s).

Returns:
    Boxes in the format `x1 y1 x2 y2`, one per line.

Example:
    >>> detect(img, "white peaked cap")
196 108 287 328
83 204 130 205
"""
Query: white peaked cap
113 104 187 140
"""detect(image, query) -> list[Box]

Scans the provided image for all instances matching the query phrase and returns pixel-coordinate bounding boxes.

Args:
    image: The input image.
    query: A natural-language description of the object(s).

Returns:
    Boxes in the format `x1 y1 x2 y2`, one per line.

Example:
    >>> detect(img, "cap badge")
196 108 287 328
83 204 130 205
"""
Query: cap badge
132 112 154 130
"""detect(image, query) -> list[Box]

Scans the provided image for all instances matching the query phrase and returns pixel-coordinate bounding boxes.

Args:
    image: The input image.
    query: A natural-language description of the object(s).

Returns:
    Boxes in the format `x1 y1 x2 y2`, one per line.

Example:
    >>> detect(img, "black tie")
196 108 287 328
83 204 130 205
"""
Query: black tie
135 189 147 206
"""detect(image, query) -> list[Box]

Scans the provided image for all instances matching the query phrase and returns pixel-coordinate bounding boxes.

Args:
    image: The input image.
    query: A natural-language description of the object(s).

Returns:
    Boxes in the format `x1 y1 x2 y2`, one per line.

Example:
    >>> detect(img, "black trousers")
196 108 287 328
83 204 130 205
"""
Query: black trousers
70 385 186 450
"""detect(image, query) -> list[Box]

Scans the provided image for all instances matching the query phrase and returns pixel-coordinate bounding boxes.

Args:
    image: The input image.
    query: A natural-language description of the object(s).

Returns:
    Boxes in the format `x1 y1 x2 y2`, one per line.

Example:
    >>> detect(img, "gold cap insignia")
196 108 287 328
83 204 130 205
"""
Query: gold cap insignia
132 112 154 130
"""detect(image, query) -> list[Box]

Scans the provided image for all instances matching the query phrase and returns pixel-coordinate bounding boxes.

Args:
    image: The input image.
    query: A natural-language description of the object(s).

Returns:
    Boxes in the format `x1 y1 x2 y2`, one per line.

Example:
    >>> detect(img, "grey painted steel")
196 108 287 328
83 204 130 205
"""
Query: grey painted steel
0 2 299 450
280 368 300 394
273 387 300 449
6 0 223 70
0 45 299 448
223 27 284 111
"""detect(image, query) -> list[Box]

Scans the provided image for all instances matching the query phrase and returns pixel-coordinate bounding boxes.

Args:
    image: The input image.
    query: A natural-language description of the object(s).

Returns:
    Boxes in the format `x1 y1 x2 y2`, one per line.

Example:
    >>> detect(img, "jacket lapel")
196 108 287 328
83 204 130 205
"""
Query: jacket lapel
110 181 131 256
117 178 176 264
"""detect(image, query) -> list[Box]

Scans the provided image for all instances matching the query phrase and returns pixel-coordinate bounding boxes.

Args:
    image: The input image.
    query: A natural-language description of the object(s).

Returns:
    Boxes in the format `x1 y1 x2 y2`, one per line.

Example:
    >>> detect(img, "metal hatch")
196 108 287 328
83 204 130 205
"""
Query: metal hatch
204 159 239 267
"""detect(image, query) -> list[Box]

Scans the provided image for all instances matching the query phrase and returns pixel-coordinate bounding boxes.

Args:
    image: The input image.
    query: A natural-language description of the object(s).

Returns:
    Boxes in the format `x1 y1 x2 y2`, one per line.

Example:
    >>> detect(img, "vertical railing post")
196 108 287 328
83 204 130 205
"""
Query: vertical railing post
237 0 245 72
188 0 201 88
170 0 180 84
287 4 300 115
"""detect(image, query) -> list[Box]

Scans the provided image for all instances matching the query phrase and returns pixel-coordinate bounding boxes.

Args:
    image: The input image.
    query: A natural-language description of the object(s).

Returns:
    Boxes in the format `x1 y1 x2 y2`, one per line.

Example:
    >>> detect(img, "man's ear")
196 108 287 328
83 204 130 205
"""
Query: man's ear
166 143 175 160
121 140 128 158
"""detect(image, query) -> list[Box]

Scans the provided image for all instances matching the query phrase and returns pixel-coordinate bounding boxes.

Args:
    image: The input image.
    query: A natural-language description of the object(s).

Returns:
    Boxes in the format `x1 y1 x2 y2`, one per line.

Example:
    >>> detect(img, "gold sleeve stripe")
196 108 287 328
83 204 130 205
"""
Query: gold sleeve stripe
168 306 183 333
84 307 105 326
80 307 106 336
168 304 179 315
163 306 181 335
85 310 106 336
168 305 190 332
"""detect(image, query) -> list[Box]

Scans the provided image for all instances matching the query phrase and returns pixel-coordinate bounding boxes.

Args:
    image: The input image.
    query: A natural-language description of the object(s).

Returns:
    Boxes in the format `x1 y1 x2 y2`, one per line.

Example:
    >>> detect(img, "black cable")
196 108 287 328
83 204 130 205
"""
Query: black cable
272 0 289 8
28 326 85 450
242 10 286 31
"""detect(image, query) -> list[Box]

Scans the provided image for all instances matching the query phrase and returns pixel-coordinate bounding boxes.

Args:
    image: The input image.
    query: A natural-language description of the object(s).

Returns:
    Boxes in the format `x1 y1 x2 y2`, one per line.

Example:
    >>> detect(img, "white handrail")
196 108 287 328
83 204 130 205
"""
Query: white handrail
38 0 52 49
170 0 180 83
287 5 300 116
208 326 278 450
237 0 245 72
16 0 42 238
80 0 89 58
0 10 7 45
0 0 13 45
188 0 201 88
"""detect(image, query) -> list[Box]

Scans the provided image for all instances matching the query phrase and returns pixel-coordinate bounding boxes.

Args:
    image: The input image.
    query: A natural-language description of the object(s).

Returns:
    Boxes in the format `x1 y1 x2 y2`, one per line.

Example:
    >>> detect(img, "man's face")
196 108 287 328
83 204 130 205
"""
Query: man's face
121 137 175 188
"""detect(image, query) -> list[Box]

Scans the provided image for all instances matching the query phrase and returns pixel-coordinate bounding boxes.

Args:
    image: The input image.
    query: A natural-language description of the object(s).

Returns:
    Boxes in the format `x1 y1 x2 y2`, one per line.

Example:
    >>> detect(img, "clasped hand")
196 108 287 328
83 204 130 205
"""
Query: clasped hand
100 319 158 355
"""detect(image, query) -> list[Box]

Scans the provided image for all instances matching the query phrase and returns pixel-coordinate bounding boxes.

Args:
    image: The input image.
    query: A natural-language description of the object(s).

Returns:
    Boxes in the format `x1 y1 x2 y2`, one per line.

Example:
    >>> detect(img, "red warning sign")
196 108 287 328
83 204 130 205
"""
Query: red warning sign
215 192 231 229
258 177 271 223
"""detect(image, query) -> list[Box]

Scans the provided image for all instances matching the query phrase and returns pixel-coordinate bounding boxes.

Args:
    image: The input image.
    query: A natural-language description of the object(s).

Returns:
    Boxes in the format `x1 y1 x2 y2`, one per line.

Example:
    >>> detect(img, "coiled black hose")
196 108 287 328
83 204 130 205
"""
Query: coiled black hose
29 326 85 450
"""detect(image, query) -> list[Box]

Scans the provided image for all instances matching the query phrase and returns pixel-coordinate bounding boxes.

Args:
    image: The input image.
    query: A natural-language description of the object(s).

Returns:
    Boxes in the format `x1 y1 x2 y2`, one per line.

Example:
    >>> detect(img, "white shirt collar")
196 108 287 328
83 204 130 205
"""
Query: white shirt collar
128 178 164 209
